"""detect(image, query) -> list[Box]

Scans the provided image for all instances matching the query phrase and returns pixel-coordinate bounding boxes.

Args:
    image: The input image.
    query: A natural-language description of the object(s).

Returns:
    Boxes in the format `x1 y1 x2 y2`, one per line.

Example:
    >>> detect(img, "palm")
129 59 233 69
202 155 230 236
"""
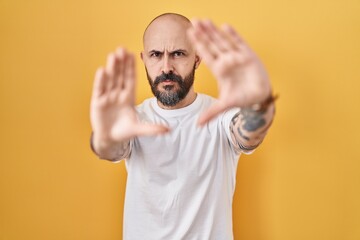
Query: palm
90 48 168 143
188 20 271 125
212 51 268 105
92 95 138 142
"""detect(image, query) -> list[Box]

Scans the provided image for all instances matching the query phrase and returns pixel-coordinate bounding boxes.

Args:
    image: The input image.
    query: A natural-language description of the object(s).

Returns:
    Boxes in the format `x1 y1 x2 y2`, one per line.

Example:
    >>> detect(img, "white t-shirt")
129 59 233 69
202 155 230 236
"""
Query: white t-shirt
123 94 242 240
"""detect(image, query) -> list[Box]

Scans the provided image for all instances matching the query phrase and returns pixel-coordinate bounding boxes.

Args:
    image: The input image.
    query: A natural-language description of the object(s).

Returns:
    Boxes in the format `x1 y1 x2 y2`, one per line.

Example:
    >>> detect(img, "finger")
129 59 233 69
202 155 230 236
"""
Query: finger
191 20 221 58
204 20 233 52
123 52 136 92
221 24 246 48
194 20 218 48
134 124 170 136
115 47 126 91
187 27 216 67
92 67 107 98
198 102 229 126
105 53 119 91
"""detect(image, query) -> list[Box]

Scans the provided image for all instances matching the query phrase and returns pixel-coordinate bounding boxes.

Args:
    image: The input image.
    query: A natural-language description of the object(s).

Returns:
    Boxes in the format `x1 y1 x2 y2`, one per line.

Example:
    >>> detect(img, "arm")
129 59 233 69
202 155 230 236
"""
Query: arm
90 48 168 161
90 132 131 161
229 95 276 152
187 20 276 151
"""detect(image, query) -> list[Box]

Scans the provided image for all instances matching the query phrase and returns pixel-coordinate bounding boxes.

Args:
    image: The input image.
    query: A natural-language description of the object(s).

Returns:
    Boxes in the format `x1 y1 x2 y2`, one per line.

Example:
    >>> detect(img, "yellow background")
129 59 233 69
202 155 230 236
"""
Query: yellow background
1 0 359 239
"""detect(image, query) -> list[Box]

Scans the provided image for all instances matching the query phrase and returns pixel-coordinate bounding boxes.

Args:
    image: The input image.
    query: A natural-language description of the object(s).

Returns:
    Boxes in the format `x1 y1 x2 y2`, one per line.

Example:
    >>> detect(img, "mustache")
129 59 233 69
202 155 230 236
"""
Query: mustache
154 72 183 85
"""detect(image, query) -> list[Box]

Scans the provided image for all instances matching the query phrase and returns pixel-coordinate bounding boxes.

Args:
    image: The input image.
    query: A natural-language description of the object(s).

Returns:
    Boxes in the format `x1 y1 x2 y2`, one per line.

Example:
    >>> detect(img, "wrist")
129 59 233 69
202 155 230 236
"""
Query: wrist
90 132 116 156
247 92 278 112
90 132 130 161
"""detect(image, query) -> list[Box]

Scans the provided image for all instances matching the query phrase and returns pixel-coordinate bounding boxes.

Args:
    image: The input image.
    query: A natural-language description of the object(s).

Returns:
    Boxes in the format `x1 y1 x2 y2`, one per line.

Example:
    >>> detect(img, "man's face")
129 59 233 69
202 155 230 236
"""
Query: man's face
141 16 200 107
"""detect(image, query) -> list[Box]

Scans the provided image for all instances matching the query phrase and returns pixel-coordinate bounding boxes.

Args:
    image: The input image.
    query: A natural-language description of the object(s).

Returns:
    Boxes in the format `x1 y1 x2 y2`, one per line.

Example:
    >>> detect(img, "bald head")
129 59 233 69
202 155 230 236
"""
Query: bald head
143 13 193 49
140 13 201 108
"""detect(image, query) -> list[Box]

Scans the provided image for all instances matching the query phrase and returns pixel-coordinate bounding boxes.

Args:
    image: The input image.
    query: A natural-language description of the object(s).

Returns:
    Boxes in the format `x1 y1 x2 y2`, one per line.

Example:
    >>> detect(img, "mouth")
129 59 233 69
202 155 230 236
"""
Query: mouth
159 80 178 91
162 80 176 85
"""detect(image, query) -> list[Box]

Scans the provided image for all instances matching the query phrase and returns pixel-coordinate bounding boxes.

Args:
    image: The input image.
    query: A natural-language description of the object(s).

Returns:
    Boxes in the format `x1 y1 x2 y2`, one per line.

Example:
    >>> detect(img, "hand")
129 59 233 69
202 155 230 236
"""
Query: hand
187 20 272 125
90 48 169 147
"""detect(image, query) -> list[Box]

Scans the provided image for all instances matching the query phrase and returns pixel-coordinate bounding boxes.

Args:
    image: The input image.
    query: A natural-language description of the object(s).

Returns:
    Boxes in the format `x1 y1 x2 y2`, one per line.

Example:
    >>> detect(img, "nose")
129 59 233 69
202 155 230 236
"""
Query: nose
162 55 174 74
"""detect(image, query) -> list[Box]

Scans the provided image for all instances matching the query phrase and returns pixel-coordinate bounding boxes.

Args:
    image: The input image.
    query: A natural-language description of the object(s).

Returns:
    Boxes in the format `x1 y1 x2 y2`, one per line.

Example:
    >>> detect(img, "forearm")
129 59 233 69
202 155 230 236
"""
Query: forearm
230 96 276 152
90 132 131 162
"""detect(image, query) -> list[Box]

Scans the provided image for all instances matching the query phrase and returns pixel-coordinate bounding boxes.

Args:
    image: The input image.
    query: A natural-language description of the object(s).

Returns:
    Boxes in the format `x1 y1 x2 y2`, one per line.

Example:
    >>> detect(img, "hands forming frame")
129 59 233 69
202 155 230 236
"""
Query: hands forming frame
90 19 276 160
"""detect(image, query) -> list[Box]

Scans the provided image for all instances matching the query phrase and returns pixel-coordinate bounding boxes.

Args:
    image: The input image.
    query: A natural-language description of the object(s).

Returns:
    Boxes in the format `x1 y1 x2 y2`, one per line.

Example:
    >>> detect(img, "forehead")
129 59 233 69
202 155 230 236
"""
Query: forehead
143 16 193 52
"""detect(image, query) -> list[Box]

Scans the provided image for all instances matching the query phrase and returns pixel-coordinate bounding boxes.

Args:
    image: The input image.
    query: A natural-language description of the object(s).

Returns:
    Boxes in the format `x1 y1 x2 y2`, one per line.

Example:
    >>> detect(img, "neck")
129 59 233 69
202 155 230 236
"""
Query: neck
157 90 197 110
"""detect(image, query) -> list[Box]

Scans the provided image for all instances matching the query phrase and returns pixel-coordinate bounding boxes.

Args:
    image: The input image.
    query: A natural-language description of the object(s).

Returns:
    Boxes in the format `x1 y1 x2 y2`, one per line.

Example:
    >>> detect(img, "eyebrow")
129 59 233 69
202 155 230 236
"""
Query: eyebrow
148 49 189 54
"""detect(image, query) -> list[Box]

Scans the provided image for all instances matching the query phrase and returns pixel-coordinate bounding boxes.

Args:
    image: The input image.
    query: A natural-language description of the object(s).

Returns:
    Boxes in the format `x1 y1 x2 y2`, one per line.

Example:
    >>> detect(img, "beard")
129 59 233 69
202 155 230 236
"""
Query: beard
146 66 196 107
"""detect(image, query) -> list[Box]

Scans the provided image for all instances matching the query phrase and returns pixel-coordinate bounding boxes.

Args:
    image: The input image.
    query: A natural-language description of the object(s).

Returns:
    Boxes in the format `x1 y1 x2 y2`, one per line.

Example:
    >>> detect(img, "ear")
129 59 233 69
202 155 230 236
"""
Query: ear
194 54 201 69
140 51 144 62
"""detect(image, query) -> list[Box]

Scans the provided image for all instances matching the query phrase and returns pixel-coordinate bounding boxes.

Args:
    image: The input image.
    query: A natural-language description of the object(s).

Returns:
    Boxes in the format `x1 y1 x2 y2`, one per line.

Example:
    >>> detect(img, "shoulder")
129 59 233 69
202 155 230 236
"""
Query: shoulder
136 97 156 111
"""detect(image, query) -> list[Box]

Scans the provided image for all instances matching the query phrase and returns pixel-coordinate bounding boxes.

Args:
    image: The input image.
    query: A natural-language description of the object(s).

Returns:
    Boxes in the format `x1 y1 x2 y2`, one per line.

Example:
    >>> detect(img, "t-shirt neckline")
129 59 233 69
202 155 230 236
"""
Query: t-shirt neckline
151 93 203 118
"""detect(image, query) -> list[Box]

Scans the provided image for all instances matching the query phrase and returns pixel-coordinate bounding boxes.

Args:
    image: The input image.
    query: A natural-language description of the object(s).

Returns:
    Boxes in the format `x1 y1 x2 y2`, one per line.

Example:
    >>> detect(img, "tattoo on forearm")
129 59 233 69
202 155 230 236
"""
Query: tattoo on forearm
229 106 271 151
230 122 259 151
231 112 249 140
237 127 250 141
240 108 267 132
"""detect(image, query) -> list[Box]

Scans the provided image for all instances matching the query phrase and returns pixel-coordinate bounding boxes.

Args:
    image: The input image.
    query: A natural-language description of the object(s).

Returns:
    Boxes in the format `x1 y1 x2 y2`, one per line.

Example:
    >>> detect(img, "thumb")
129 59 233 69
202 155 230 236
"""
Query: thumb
198 102 228 126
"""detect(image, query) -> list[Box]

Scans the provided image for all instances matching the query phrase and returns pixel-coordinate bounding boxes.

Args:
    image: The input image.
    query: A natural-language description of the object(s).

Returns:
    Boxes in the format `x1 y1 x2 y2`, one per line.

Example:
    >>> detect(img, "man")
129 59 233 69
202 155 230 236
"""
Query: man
90 13 276 240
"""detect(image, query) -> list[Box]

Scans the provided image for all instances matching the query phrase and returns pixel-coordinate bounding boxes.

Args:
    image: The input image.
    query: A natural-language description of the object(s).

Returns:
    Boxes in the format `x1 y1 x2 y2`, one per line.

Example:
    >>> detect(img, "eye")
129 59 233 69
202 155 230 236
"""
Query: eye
150 51 162 58
173 51 185 57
